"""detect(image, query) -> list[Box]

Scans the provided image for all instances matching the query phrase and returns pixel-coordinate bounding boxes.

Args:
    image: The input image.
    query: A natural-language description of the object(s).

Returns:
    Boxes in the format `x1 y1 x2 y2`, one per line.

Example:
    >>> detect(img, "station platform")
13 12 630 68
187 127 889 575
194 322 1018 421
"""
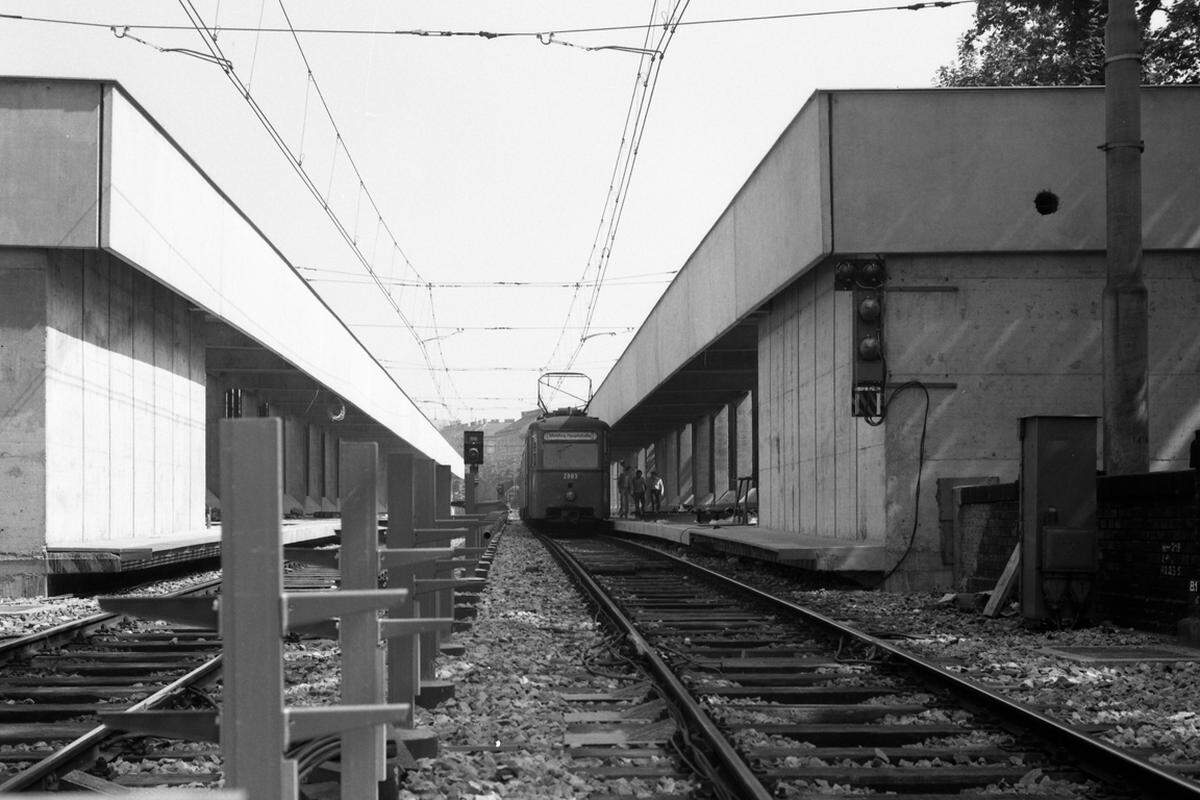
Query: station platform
44 519 340 575
610 518 886 572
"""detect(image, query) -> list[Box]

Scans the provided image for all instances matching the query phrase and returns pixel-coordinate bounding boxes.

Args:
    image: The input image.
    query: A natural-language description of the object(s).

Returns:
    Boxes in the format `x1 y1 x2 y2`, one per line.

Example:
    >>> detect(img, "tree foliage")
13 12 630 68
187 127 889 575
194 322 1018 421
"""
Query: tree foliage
936 0 1200 86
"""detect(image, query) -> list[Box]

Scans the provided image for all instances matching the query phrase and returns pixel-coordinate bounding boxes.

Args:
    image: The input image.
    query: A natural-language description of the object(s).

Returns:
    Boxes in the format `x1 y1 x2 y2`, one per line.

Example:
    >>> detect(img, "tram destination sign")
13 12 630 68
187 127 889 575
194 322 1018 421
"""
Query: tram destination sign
543 431 598 441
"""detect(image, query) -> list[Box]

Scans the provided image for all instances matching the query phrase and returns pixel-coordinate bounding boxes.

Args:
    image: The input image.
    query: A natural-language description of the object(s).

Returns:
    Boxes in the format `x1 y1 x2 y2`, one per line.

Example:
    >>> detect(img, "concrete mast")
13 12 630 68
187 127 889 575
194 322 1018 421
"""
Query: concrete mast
1102 0 1149 474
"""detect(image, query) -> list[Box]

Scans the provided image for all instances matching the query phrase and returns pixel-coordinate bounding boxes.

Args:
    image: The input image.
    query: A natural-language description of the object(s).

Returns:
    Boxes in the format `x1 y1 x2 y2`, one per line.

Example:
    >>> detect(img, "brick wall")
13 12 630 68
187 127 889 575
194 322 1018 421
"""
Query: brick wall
1096 471 1200 632
954 482 1019 591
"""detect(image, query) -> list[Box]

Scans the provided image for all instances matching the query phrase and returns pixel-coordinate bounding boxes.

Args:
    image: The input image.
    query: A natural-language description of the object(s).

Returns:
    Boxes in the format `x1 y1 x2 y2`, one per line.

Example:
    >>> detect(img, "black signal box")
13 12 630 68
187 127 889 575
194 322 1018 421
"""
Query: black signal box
463 430 484 465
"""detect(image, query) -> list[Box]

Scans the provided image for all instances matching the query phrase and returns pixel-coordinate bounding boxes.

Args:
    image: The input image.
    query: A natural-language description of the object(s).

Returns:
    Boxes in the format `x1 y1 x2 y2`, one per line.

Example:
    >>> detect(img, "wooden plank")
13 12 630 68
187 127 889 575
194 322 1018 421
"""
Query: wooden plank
983 543 1021 617
60 769 130 795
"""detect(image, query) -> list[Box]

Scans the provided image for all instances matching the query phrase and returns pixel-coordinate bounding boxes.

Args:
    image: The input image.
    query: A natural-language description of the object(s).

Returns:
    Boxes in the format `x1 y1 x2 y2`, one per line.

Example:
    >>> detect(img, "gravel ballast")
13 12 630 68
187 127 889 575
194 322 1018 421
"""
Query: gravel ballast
402 527 698 799
642 541 1200 770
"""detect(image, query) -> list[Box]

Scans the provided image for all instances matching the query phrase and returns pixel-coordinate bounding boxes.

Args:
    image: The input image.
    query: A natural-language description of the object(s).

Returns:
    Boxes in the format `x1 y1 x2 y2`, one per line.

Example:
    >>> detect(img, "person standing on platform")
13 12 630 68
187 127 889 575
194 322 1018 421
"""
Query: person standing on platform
631 469 647 518
649 470 664 513
616 462 632 518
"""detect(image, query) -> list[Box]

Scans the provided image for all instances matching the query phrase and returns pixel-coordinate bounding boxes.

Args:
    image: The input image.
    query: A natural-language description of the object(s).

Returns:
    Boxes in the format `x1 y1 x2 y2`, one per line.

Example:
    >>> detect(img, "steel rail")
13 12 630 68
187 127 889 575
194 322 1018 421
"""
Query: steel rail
608 534 1200 800
0 576 224 792
537 534 773 800
0 654 223 792
0 577 223 666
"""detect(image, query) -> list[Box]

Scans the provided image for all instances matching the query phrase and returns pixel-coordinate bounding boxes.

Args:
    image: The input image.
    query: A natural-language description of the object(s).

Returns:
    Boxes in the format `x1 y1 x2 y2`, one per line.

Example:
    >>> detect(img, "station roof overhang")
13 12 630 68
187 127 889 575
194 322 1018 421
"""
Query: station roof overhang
0 77 461 473
591 85 1200 443
607 319 758 451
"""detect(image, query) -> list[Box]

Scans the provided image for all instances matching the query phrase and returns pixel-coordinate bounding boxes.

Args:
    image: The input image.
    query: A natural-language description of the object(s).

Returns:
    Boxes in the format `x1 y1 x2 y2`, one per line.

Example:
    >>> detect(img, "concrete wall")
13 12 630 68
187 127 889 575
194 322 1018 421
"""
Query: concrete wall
883 251 1198 587
0 80 101 248
830 88 1200 254
0 250 48 571
41 250 205 547
756 251 1200 589
757 261 886 543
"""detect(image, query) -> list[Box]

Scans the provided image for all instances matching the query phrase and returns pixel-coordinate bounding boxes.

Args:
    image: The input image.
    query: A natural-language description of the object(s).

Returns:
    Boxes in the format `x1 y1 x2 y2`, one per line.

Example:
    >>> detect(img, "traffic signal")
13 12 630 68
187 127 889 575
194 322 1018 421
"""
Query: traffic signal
834 258 887 417
463 430 484 464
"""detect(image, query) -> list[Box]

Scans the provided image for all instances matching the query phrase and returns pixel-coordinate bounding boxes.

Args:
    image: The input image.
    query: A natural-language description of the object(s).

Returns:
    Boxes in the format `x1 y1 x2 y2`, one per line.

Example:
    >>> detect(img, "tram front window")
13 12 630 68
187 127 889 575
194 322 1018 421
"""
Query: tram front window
542 443 599 470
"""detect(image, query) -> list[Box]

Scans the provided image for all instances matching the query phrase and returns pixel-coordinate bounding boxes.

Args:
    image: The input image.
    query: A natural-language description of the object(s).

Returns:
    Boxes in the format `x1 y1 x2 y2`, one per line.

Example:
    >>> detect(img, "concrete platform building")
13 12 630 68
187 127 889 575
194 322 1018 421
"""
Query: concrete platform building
592 86 1200 589
0 78 461 595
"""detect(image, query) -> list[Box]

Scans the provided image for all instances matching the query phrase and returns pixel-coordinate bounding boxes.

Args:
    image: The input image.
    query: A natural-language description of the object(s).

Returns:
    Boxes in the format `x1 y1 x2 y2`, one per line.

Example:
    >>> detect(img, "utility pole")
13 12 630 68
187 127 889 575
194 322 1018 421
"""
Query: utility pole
1102 0 1149 475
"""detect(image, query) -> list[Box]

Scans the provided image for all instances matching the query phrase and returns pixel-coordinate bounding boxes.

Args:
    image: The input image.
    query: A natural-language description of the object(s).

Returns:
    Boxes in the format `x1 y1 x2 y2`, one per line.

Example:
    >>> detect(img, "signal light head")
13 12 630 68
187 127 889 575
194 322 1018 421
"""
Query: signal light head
857 296 882 322
857 259 886 287
858 335 883 361
834 260 858 287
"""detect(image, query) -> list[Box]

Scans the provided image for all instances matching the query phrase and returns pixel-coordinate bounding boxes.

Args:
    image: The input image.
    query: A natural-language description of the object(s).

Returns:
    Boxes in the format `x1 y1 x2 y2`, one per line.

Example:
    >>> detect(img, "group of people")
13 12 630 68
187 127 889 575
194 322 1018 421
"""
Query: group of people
615 462 665 518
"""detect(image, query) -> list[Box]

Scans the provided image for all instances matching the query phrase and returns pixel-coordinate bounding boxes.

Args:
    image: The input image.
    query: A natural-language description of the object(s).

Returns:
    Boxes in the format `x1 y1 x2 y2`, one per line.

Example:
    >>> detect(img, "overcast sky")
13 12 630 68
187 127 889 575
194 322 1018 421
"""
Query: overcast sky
1 0 976 424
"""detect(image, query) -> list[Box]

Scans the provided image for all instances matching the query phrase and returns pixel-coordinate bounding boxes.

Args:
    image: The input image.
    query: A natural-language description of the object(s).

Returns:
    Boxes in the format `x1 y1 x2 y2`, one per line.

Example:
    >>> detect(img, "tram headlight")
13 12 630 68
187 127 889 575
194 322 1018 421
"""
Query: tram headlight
564 490 577 501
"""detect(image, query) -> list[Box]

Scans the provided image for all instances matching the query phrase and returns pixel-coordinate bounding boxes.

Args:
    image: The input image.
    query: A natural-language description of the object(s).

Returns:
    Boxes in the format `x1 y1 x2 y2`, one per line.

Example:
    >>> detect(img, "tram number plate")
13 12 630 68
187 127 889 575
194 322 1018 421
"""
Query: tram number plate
562 472 579 480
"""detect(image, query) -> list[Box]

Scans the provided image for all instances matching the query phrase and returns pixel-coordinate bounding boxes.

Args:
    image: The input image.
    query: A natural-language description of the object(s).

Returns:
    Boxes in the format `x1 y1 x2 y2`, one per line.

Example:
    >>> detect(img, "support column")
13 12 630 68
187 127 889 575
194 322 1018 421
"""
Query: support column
713 405 731 496
435 463 452 518
410 456 438 686
736 392 755 483
282 416 306 516
338 440 386 797
1101 0 1149 474
661 430 678 507
750 389 759 485
465 466 477 514
205 375 227 514
322 430 339 512
693 414 713 503
678 424 694 504
305 424 323 514
726 398 739 492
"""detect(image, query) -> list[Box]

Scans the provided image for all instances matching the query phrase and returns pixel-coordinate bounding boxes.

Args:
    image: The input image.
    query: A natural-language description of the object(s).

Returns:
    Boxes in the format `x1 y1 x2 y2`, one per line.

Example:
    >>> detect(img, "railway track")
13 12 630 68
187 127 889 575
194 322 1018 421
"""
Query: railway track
0 565 339 793
540 533 1200 800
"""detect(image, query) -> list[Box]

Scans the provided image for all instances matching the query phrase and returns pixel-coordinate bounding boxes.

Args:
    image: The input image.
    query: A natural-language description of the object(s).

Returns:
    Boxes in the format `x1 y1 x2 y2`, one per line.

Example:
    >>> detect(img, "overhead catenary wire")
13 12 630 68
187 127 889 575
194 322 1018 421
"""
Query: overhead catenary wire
168 0 459 415
271 0 461 413
303 276 675 288
297 266 678 287
543 0 663 370
560 0 692 373
352 324 638 331
0 2 975 40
